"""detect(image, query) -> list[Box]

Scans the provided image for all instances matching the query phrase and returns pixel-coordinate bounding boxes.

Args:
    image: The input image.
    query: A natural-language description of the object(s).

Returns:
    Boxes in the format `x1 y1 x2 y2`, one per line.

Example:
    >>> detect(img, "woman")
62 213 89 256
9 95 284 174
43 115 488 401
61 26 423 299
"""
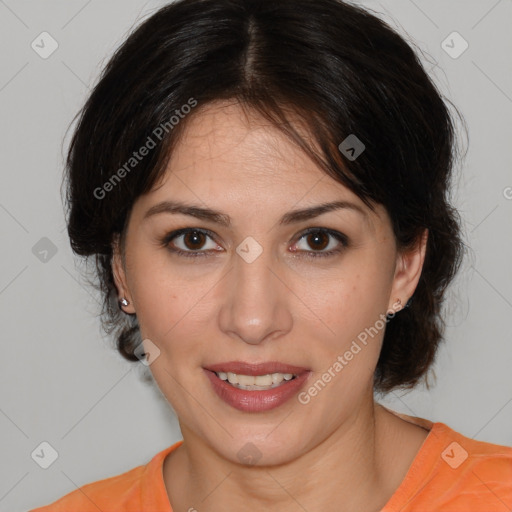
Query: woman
31 0 512 510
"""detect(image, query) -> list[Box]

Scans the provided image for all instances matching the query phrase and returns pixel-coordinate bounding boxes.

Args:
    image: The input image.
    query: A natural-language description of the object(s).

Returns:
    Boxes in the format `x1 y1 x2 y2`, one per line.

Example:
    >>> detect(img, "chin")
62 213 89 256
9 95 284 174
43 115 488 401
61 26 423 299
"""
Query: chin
210 429 307 467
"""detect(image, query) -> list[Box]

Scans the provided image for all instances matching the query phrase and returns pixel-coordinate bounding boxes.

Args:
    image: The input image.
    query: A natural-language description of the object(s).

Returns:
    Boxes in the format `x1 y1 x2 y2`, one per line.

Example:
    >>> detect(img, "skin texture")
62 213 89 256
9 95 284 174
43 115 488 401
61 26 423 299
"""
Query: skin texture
112 100 429 511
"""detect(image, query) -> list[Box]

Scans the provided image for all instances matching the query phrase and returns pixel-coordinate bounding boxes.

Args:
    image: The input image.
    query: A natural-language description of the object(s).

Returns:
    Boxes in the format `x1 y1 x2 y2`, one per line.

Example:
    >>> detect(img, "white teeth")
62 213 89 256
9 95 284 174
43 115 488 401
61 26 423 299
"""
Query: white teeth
214 371 298 389
271 373 284 384
254 374 273 386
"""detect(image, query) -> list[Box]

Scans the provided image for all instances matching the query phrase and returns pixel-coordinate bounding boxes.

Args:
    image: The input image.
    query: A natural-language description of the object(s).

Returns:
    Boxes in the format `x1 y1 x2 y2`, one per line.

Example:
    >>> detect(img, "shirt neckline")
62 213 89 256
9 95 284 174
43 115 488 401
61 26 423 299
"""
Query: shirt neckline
143 440 183 511
379 406 449 510
151 408 444 511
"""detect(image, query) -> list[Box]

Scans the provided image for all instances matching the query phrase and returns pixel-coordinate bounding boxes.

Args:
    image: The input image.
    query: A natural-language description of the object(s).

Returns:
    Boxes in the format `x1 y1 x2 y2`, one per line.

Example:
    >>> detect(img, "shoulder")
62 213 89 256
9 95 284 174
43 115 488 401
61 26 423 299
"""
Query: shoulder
440 423 512 488
28 464 146 511
381 408 512 512
29 441 182 512
409 422 512 510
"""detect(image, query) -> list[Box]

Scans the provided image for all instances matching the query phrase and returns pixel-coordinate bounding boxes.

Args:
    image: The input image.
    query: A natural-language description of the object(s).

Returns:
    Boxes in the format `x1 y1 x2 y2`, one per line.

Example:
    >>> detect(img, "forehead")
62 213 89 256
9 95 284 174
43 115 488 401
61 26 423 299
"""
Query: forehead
134 100 387 233
169 100 326 186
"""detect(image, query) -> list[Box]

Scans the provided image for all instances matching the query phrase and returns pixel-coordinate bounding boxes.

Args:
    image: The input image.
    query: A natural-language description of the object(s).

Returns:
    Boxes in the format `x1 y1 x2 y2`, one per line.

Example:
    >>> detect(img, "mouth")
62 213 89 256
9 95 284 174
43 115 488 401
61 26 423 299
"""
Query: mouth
203 363 312 412
203 361 310 393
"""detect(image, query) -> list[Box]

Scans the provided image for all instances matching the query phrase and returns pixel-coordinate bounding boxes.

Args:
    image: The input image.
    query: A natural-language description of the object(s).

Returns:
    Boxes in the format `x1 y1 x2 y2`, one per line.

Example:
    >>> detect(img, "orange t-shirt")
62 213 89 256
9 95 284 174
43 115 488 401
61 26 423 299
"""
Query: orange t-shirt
30 409 512 512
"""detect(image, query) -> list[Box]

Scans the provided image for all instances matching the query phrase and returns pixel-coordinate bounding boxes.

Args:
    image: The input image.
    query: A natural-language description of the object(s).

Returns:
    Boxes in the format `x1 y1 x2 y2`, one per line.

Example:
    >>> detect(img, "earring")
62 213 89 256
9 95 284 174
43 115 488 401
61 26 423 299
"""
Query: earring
119 297 130 307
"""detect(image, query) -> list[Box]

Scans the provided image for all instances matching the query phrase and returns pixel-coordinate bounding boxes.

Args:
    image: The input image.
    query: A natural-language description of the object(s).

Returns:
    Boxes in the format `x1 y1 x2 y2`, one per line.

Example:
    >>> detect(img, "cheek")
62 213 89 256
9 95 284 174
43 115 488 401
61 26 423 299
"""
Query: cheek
128 253 218 358
308 264 388 332
297 264 392 383
126 253 180 338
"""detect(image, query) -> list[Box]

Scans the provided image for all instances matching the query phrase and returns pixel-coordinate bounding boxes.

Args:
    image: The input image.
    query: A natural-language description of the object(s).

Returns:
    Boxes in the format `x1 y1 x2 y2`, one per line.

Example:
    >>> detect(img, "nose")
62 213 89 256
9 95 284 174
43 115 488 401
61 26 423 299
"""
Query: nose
218 240 293 346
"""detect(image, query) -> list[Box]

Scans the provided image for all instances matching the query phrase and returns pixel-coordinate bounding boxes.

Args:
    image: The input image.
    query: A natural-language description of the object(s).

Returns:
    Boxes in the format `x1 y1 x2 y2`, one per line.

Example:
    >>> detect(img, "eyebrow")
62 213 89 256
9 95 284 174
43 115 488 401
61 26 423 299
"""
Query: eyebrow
143 199 368 227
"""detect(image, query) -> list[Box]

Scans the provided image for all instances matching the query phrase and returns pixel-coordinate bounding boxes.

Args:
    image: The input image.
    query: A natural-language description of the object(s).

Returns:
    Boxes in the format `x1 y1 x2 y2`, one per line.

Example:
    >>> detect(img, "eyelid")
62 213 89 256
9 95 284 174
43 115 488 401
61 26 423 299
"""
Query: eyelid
161 226 348 258
294 227 349 247
161 227 221 252
290 227 348 259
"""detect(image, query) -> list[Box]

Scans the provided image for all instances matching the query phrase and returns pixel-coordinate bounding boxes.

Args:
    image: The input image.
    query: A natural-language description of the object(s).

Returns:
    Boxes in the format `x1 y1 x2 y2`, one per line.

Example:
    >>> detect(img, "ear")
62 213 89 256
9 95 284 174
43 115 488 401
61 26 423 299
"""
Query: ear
388 228 428 312
112 234 136 314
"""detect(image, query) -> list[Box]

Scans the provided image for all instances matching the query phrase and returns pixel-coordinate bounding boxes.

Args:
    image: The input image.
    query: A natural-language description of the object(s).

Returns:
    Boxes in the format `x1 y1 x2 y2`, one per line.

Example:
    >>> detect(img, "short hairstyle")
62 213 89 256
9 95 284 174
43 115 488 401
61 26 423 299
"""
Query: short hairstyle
63 0 467 393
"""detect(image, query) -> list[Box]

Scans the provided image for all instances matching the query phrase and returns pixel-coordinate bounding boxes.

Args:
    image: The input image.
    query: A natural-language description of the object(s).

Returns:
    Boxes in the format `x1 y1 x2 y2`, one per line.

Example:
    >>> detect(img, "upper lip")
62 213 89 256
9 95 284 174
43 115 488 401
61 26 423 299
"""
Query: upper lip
204 361 310 376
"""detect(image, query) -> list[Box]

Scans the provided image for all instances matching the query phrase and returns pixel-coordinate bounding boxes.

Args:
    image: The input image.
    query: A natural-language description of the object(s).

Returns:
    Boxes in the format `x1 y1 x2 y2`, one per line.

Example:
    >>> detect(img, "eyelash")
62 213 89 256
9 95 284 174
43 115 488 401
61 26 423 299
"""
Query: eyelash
160 227 349 259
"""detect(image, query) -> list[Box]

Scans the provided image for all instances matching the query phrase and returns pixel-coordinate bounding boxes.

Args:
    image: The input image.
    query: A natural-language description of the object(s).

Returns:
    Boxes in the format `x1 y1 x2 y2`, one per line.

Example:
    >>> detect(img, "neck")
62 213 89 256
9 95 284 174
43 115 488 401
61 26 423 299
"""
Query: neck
164 400 408 512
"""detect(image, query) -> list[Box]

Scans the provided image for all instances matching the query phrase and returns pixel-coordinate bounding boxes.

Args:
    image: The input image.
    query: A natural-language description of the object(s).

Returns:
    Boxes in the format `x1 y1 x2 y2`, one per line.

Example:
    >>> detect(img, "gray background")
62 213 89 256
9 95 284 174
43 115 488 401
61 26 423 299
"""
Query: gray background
0 1 511 510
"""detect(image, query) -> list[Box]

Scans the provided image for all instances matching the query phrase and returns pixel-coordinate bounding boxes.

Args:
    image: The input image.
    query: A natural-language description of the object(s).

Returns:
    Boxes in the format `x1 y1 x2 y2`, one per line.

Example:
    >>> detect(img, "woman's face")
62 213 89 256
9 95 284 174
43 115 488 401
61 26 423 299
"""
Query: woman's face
113 101 426 465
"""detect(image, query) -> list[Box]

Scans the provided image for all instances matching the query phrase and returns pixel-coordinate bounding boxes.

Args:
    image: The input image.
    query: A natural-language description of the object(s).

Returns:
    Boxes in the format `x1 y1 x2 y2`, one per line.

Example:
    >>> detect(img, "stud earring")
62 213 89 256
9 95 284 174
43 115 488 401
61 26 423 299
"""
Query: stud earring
119 297 130 307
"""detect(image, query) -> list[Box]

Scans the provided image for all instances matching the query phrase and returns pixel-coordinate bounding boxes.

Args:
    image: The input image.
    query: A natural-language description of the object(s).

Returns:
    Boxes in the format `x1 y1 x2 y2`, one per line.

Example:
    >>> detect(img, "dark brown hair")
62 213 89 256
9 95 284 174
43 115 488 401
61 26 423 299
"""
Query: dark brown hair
62 0 467 393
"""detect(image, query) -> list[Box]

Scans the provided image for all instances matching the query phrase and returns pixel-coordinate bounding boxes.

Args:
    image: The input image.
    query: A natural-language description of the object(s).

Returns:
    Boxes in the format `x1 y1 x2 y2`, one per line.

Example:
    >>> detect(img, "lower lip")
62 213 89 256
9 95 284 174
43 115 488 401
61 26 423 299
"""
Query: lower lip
203 369 311 412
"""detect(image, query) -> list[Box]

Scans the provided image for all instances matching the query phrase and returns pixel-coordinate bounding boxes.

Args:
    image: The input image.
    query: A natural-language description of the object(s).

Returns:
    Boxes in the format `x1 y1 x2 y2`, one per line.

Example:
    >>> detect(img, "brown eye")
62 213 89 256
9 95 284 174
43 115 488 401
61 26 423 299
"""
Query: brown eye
183 230 207 250
162 227 348 260
162 228 219 258
292 228 348 258
306 231 330 251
